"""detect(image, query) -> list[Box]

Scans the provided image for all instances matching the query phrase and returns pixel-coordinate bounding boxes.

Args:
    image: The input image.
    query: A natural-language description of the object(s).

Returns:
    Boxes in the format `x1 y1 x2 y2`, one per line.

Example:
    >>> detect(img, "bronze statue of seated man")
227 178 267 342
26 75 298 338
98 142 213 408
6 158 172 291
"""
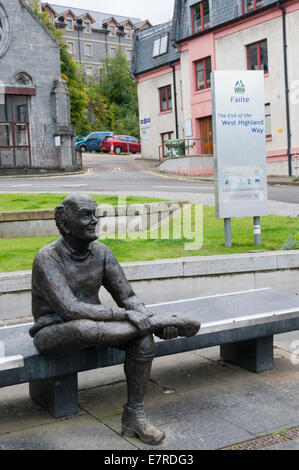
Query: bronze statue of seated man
29 193 200 445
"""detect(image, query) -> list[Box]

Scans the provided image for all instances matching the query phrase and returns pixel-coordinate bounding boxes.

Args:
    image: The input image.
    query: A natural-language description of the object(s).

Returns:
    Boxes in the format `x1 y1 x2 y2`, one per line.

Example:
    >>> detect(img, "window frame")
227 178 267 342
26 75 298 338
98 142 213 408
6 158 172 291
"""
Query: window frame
152 34 169 58
108 25 116 37
66 41 75 54
159 85 172 113
191 1 210 34
83 21 91 33
84 43 93 57
110 47 116 58
195 56 212 91
65 18 74 31
0 94 31 166
126 49 132 62
85 66 93 77
246 39 268 73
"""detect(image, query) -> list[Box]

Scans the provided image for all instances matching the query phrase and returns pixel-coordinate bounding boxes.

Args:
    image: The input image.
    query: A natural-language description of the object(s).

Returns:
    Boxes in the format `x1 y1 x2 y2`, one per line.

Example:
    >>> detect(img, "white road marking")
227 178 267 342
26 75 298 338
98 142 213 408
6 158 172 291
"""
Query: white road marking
146 288 271 307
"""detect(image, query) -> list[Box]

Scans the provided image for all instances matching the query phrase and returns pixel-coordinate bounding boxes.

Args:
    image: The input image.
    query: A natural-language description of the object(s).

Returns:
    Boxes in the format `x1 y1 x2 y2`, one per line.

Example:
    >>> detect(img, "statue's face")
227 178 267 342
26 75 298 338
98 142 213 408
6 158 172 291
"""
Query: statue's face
66 197 99 242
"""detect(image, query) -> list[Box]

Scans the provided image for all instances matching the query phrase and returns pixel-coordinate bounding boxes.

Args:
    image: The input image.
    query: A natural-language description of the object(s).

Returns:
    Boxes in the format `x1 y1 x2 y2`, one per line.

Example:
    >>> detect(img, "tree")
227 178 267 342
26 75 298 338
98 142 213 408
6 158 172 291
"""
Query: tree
30 3 140 138
30 1 89 134
99 48 140 137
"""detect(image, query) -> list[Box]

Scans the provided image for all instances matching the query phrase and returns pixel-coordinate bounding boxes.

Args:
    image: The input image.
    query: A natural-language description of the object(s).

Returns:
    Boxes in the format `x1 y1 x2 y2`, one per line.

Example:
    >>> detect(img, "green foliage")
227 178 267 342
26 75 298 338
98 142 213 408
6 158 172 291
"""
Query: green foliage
30 4 140 138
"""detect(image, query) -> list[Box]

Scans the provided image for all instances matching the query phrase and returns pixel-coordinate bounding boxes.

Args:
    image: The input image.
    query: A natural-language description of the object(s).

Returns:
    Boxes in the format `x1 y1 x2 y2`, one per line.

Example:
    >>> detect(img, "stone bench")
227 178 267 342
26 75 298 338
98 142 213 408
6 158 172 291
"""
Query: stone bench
1 288 299 419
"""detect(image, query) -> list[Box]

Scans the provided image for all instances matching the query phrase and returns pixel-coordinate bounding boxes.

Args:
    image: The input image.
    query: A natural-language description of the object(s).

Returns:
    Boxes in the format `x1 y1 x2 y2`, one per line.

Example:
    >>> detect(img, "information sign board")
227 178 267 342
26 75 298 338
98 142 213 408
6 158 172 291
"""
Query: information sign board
212 71 268 218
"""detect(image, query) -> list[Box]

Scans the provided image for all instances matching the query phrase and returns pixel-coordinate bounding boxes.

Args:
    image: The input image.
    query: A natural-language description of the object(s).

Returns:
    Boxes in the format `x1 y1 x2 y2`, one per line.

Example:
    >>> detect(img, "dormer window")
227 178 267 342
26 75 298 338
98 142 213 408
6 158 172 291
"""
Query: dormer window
191 1 210 34
108 25 116 37
153 34 168 57
83 21 91 33
124 27 132 39
65 18 73 31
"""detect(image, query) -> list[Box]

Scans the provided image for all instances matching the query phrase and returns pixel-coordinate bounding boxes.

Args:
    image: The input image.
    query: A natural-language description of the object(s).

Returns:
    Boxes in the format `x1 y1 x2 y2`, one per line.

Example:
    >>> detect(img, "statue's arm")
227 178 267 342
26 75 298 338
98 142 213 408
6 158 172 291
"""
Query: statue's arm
102 247 151 315
33 252 128 322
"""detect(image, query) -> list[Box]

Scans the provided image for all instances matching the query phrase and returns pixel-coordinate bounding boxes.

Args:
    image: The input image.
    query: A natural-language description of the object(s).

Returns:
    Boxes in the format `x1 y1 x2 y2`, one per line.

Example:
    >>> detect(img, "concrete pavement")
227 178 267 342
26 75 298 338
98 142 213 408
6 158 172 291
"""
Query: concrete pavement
1 332 299 450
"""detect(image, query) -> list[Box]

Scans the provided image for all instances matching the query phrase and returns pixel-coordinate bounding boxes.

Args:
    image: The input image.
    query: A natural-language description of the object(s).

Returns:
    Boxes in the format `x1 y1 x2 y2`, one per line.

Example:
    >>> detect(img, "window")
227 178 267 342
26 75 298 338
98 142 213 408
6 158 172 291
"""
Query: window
153 34 168 57
126 49 132 61
191 1 210 34
159 85 172 112
65 18 73 31
265 103 272 138
124 27 132 39
0 95 31 166
108 25 116 37
66 41 75 54
242 0 264 13
110 47 116 57
85 44 92 56
247 39 268 73
85 66 93 77
195 57 212 90
83 21 91 33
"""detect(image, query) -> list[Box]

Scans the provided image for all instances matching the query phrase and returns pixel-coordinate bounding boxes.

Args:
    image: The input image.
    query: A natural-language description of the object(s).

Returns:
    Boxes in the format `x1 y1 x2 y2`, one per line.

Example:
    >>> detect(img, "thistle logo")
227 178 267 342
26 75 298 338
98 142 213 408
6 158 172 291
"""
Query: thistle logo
234 80 245 94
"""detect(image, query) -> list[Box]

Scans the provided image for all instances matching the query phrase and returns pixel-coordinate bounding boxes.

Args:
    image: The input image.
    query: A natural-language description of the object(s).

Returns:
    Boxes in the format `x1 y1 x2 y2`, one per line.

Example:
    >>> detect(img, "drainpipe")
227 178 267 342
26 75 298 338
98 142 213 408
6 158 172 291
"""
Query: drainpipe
77 25 82 64
169 63 179 139
277 1 292 176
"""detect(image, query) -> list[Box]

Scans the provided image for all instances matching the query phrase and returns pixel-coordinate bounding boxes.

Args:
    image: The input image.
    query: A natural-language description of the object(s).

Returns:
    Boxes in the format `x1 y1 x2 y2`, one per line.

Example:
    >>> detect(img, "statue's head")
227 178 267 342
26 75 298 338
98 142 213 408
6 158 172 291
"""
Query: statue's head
54 193 99 242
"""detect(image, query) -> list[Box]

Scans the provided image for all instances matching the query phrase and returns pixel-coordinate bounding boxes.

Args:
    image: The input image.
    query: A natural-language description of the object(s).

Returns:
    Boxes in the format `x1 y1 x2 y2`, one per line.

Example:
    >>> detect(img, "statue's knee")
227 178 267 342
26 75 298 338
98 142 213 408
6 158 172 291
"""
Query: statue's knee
73 320 100 344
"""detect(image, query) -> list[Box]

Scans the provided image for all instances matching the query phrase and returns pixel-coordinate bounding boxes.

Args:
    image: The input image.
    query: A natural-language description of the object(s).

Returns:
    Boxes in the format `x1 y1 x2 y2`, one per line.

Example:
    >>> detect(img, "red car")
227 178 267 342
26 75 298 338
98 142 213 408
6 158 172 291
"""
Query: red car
100 135 141 154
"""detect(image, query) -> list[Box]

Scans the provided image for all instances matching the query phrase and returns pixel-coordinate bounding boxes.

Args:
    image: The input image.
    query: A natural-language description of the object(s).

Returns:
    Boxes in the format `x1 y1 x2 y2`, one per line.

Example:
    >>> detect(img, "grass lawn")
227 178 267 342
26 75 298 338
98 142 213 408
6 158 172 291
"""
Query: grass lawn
0 206 298 272
0 193 166 212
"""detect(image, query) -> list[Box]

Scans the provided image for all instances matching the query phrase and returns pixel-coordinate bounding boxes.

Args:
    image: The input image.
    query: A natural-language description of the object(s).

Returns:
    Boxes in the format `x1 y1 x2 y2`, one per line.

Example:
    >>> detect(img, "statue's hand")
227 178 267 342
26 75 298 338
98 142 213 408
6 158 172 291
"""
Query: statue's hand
125 310 153 332
155 327 179 340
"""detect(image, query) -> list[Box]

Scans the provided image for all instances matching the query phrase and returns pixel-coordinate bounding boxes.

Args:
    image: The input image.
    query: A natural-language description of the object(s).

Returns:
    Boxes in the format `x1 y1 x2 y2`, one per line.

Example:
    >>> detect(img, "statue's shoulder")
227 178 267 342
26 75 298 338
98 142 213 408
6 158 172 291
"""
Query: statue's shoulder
33 239 60 266
90 240 112 255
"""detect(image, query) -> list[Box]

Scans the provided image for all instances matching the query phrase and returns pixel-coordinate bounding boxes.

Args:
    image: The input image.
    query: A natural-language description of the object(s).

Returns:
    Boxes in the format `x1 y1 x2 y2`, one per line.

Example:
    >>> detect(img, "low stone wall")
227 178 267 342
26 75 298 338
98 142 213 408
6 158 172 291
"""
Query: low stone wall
0 201 183 238
157 155 214 176
1 250 299 324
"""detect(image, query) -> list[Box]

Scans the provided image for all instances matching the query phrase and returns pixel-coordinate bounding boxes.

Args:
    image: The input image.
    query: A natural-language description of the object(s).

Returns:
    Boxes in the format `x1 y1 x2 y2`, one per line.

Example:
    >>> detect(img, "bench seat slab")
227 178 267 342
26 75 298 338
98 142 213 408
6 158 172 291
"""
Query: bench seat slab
220 335 273 373
29 374 78 418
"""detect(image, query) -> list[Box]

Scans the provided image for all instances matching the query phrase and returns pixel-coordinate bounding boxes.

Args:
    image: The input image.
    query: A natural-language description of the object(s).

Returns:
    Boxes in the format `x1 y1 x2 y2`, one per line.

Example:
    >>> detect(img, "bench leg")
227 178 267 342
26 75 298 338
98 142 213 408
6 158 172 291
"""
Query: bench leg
220 336 273 373
29 374 78 418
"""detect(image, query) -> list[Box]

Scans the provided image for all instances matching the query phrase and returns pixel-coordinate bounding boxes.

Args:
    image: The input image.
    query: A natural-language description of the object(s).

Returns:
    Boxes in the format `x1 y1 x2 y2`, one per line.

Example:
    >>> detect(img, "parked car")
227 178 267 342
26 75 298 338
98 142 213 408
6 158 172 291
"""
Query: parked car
100 135 141 154
75 132 114 152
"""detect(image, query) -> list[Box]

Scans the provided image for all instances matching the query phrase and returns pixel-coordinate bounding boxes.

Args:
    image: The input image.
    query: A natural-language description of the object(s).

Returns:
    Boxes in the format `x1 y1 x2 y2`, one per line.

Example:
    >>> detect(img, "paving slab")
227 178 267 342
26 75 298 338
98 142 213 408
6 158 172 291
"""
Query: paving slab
0 414 136 450
0 383 55 435
79 379 181 420
102 408 253 451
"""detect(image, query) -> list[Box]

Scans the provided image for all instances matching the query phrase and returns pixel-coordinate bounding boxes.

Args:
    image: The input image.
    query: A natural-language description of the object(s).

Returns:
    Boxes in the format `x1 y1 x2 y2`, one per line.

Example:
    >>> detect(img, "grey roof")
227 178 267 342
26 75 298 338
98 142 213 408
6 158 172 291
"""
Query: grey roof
45 3 142 29
133 21 180 76
176 0 286 42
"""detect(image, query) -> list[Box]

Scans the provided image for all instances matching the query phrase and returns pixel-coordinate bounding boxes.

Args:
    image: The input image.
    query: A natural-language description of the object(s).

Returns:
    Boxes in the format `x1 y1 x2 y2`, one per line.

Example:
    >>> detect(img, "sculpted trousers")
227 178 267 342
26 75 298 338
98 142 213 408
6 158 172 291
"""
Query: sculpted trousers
33 319 155 408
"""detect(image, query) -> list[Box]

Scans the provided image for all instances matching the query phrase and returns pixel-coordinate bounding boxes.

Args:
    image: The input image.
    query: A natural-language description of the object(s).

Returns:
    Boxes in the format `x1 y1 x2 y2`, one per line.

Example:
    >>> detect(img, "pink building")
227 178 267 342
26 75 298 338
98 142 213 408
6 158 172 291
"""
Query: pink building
133 0 299 176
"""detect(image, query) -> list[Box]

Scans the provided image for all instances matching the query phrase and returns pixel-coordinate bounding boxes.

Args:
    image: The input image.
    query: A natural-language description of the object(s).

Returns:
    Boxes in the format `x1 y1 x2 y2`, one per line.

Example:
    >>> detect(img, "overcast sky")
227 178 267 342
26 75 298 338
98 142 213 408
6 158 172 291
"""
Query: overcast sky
50 0 175 25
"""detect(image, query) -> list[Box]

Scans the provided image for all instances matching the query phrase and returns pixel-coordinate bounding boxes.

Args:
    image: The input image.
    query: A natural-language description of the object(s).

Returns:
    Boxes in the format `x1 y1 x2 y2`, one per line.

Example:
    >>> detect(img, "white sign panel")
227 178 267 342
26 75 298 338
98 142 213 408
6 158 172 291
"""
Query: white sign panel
212 71 268 218
140 113 151 129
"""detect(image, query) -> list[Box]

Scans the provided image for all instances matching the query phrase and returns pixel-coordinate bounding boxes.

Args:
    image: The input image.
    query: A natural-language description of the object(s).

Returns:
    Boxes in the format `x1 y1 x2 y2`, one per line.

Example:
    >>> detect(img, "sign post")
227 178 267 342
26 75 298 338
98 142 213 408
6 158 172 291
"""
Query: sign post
212 71 268 246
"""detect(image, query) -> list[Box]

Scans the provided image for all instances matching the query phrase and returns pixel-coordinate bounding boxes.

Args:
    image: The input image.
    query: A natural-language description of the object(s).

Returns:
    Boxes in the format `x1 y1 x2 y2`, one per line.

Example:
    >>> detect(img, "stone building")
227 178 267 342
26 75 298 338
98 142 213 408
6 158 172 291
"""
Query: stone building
42 3 152 81
0 0 77 173
133 0 299 176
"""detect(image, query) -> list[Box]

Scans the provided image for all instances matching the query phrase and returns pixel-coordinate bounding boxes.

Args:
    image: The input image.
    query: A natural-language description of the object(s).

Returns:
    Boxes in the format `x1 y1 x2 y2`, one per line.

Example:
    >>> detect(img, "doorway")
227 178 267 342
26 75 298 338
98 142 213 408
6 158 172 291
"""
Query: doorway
198 116 213 154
